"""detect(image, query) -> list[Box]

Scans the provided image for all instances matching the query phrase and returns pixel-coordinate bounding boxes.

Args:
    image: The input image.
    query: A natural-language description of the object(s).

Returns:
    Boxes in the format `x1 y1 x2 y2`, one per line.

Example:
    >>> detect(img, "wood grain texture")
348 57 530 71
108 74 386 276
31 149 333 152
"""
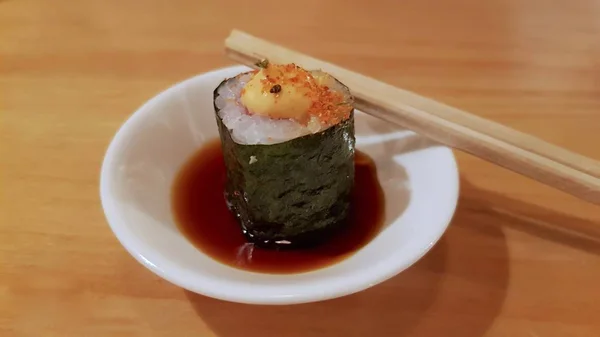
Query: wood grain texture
1 0 600 336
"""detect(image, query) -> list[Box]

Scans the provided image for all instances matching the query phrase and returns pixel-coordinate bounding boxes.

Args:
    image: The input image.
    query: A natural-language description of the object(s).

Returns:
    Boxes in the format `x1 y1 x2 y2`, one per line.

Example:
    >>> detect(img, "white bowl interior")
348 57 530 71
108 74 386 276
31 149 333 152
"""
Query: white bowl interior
100 65 459 305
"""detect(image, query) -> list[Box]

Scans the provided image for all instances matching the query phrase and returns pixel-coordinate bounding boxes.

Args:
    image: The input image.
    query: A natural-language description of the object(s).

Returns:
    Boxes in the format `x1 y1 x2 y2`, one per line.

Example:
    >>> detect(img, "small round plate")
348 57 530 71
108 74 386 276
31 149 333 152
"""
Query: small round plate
100 65 459 305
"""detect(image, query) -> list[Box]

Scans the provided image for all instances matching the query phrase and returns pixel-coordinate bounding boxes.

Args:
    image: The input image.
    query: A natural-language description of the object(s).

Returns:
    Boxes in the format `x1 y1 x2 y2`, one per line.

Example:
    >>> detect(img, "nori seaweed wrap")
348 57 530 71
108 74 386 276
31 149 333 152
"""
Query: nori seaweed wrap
213 63 355 249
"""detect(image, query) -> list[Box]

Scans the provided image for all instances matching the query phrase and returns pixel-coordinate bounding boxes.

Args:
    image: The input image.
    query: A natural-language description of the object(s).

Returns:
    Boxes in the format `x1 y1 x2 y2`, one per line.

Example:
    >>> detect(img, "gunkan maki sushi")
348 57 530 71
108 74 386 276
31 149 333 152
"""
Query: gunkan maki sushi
213 62 355 249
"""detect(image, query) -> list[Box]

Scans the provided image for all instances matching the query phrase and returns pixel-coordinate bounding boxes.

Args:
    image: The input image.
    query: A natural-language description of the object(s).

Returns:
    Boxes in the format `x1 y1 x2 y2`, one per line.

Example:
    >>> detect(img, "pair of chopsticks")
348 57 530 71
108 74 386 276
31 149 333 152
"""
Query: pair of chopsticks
224 29 600 205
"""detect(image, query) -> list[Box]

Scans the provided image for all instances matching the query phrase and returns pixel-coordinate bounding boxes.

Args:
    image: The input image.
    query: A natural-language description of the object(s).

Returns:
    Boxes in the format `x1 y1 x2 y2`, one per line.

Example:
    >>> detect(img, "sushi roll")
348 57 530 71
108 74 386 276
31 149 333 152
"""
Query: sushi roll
213 62 355 249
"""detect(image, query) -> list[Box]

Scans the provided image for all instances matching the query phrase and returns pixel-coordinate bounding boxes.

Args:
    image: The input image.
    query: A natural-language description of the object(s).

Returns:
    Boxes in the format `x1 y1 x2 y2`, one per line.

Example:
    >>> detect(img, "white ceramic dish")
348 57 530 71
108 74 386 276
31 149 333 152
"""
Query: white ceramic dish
100 65 459 305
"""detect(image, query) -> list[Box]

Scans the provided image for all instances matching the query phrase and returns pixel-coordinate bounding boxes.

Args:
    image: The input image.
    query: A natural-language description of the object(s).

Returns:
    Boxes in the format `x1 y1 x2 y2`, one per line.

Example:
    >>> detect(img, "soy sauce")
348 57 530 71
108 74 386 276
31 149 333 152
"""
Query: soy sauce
172 139 385 274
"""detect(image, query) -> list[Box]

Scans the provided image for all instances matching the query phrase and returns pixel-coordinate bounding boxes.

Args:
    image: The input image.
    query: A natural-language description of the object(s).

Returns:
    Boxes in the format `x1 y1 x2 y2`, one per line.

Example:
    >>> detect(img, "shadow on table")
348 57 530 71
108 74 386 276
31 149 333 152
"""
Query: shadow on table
459 179 600 256
187 177 570 336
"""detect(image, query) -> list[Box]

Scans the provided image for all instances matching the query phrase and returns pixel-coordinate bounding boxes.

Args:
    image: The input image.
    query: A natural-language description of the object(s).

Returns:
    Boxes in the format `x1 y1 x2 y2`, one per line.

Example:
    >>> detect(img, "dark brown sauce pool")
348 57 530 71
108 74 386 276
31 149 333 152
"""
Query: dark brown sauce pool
172 139 385 274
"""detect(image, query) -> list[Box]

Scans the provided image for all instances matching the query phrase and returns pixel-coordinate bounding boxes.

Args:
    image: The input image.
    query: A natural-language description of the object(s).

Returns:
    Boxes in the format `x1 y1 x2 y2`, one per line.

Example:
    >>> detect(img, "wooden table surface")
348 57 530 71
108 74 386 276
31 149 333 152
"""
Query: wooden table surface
2 0 600 336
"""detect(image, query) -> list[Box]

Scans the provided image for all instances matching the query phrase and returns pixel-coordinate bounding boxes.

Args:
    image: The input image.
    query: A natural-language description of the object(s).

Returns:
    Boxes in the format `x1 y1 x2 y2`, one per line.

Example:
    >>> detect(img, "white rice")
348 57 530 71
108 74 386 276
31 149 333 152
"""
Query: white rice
214 71 351 145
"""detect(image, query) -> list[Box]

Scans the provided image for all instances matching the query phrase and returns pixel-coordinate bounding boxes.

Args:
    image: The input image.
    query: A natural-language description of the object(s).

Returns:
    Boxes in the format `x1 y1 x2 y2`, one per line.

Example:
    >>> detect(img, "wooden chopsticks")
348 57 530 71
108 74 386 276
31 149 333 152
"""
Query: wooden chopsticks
224 29 600 205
